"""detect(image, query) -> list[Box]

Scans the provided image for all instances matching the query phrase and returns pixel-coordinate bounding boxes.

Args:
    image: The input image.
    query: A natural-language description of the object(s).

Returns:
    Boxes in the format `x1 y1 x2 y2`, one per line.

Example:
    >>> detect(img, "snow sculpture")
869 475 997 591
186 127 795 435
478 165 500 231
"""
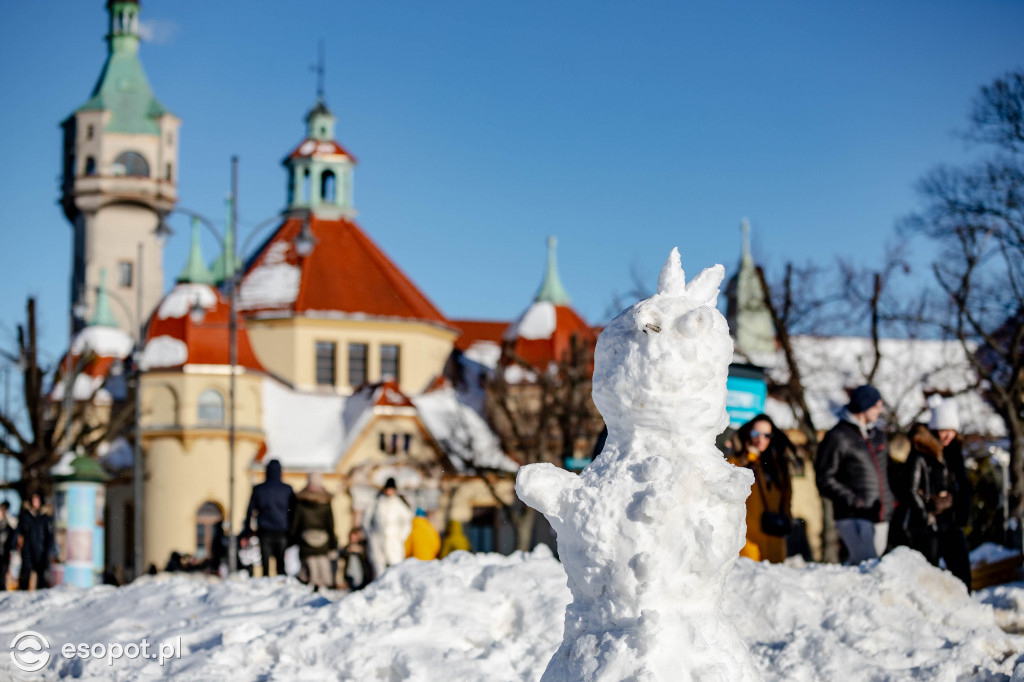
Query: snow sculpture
516 249 760 681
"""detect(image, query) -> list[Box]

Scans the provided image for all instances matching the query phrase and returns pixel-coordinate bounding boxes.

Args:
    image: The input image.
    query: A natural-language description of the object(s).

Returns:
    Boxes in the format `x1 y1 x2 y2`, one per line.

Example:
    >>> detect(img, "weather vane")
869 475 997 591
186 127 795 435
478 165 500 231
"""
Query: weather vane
311 40 325 103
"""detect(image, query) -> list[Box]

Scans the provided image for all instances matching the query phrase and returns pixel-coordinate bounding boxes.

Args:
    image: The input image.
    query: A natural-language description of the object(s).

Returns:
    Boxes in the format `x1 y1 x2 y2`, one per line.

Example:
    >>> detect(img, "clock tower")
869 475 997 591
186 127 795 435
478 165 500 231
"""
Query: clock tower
61 0 179 333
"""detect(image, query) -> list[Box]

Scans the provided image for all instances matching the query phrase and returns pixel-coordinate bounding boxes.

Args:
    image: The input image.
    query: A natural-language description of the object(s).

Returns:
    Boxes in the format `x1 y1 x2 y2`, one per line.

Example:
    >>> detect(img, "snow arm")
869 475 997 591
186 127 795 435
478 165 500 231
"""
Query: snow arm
515 462 581 525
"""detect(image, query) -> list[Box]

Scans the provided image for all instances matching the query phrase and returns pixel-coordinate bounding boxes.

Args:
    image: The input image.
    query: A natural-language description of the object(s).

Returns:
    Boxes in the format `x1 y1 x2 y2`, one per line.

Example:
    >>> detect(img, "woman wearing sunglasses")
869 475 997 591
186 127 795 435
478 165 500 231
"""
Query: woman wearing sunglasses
729 414 794 563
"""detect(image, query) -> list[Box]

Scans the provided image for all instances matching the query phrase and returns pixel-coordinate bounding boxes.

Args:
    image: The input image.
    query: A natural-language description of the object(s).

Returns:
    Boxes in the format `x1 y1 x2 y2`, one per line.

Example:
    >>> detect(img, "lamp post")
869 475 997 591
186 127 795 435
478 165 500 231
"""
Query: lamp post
97 249 147 579
155 156 314 574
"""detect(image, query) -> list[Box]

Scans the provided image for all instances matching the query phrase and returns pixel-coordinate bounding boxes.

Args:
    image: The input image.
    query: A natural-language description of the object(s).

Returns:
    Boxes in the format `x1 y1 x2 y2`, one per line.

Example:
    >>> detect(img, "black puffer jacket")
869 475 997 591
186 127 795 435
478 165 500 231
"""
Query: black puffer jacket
815 418 894 522
244 460 296 534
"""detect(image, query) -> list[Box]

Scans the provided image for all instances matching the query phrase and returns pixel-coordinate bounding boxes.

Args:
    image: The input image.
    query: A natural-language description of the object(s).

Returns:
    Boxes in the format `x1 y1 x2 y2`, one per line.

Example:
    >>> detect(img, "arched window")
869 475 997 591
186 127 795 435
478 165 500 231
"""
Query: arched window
112 151 149 178
321 170 336 203
301 168 311 203
195 501 224 562
197 389 225 425
165 163 172 181
84 157 97 176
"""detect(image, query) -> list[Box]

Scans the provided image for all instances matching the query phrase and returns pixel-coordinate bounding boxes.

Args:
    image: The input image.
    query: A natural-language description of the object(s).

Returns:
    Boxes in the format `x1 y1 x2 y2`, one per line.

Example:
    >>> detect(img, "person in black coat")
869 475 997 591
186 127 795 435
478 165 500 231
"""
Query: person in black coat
815 384 895 565
901 399 973 591
18 493 54 590
242 460 296 577
0 501 16 590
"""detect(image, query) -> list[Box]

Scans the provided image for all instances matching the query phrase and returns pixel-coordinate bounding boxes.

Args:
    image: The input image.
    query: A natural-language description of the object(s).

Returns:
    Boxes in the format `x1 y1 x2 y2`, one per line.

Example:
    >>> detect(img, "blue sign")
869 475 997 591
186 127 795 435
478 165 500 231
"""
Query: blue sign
726 375 767 428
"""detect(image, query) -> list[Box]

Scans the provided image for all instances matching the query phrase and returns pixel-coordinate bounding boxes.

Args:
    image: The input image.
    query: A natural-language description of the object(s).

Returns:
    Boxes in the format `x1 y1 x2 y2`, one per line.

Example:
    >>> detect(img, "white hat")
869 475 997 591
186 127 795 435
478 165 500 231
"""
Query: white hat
928 396 960 432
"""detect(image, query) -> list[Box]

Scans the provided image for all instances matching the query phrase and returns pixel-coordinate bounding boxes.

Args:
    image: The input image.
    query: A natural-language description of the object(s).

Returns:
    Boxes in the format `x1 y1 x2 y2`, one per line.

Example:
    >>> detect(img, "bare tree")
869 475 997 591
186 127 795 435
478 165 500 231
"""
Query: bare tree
903 71 1024 529
0 298 133 498
486 333 604 550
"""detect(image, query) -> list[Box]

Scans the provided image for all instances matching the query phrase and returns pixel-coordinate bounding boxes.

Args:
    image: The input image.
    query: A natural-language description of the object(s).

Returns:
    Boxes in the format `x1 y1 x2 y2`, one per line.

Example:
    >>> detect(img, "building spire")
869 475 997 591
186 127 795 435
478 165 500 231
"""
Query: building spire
535 235 572 305
178 218 216 284
209 194 240 284
741 216 752 261
88 268 119 328
314 40 326 104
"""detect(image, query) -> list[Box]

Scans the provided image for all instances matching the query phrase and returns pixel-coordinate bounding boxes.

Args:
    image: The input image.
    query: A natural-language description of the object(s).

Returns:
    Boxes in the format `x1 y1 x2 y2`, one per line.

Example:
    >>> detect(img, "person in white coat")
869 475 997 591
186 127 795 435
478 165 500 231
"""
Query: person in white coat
365 478 414 579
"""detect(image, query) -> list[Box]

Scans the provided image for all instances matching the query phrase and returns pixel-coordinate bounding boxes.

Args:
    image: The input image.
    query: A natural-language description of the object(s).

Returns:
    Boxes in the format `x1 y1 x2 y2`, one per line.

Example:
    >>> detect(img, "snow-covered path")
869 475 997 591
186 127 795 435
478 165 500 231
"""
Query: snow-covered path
0 547 1021 681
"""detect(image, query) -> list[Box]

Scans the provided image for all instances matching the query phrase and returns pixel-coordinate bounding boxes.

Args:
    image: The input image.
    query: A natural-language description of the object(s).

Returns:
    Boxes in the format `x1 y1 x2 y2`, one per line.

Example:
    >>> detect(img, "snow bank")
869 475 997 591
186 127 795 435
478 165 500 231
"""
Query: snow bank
971 542 1023 566
0 549 1020 681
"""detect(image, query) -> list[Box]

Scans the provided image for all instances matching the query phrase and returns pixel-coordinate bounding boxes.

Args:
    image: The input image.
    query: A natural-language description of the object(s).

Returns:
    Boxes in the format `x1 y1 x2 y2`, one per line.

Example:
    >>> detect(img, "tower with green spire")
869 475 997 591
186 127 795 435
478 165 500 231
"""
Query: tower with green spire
61 0 180 334
209 195 242 285
535 236 572 305
725 218 776 357
178 219 216 285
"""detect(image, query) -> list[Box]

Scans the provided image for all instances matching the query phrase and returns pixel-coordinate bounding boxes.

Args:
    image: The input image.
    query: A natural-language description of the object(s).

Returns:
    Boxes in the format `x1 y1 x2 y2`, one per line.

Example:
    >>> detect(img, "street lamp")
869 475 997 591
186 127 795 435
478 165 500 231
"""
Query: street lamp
153 156 312 574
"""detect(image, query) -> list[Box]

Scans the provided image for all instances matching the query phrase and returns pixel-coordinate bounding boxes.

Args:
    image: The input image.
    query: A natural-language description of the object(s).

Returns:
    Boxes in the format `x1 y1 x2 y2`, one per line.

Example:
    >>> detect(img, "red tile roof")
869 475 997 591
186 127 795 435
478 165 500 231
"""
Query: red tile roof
145 285 264 371
286 138 357 162
373 380 415 408
451 319 509 352
242 215 450 326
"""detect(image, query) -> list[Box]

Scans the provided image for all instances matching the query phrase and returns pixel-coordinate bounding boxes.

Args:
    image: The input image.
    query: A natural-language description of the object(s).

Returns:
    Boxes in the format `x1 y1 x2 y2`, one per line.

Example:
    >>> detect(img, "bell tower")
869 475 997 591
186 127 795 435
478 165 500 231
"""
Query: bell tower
61 0 179 333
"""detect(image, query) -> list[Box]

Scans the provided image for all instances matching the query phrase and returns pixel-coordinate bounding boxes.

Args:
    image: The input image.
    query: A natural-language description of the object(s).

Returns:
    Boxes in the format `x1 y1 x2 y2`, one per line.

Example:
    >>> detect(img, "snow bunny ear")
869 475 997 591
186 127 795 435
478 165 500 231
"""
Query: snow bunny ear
685 264 725 307
657 248 686 296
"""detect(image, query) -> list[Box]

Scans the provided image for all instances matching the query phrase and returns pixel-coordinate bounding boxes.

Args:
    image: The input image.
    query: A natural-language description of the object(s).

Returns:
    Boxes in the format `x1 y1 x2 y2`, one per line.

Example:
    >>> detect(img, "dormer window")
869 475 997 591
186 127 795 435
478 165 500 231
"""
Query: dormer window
112 151 149 178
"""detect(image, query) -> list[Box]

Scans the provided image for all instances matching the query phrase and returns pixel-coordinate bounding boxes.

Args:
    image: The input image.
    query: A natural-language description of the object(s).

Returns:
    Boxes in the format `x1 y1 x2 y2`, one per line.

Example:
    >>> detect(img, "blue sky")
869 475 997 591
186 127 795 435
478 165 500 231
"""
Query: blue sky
1 0 1023 368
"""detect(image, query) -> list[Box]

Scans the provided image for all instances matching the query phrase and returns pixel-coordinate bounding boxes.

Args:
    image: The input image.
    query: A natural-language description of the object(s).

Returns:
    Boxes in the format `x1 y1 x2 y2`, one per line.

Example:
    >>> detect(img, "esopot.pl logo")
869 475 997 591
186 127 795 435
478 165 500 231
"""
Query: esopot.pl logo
10 631 51 672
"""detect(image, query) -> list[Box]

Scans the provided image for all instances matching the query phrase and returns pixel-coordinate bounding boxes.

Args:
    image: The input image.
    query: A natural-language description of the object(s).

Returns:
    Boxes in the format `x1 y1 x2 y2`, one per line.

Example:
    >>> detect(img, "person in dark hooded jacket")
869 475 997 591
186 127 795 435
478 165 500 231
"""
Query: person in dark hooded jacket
18 493 54 590
242 460 296 577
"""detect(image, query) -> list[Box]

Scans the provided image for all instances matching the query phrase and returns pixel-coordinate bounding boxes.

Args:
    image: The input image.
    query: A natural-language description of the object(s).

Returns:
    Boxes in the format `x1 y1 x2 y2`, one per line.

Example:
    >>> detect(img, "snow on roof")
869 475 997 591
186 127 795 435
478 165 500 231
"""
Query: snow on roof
70 325 133 359
464 341 501 370
262 378 350 469
412 387 519 473
763 335 1004 436
261 379 515 474
50 373 110 403
139 335 188 371
504 302 556 341
157 283 219 320
238 240 302 311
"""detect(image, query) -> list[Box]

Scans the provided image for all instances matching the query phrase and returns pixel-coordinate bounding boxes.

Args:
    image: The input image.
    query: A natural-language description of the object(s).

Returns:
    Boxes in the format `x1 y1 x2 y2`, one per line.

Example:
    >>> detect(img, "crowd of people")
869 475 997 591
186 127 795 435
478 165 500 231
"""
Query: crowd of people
726 384 975 591
233 466 470 591
0 385 980 593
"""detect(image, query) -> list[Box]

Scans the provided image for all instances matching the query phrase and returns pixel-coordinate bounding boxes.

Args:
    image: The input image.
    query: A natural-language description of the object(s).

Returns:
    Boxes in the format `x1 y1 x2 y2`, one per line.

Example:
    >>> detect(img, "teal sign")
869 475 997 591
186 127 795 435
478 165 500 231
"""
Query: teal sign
726 375 767 428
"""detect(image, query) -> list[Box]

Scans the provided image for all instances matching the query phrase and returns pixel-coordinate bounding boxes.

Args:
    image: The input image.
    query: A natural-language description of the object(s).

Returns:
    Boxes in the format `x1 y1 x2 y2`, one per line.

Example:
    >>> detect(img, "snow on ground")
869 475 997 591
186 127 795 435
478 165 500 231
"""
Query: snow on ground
1 547 1021 681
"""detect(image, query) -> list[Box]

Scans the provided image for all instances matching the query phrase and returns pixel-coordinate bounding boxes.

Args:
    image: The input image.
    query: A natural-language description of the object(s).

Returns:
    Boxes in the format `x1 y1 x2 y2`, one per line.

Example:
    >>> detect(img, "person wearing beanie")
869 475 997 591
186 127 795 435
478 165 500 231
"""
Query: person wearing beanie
364 477 414 579
918 396 972 590
815 383 895 564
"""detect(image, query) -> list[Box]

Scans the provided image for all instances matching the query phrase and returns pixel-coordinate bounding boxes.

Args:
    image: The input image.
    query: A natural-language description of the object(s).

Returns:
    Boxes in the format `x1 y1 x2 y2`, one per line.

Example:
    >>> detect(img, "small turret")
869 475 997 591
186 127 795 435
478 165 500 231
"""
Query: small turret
177 219 216 285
